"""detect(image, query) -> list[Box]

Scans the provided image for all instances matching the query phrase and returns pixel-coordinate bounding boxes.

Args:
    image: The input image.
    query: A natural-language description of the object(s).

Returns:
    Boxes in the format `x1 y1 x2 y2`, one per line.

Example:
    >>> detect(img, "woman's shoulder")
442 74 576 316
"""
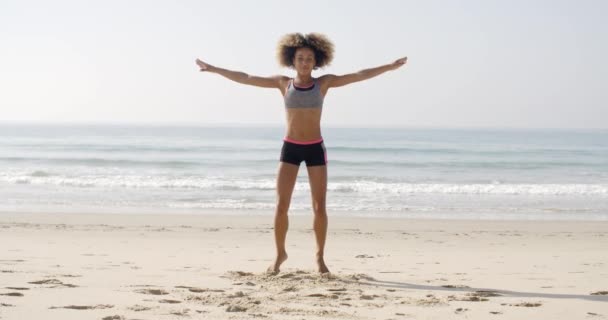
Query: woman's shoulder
270 75 291 81
271 75 292 88
316 74 337 89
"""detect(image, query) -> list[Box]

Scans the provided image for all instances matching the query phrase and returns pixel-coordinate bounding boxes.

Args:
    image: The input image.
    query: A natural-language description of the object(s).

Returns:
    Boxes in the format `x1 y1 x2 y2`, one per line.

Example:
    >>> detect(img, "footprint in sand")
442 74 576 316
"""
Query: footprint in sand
158 299 181 304
135 289 169 295
282 286 298 292
170 309 190 316
126 304 152 312
360 294 380 300
49 304 114 310
0 292 24 297
441 284 471 289
450 295 486 302
474 291 502 297
306 293 339 299
227 291 246 298
101 316 125 320
176 286 225 293
226 305 247 312
4 287 29 291
455 308 469 314
503 302 542 307
229 271 254 277
416 295 446 307
451 291 502 302
347 274 376 281
28 279 78 288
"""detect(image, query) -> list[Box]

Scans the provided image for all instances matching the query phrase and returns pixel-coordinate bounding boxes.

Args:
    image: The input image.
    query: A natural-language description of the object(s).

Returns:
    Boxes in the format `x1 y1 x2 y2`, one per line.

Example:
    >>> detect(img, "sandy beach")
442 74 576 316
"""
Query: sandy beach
1 212 607 320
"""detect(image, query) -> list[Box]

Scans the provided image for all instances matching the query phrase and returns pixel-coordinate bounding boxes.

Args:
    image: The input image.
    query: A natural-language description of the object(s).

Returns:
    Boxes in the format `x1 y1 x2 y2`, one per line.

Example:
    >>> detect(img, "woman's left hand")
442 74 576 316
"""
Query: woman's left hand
391 57 408 70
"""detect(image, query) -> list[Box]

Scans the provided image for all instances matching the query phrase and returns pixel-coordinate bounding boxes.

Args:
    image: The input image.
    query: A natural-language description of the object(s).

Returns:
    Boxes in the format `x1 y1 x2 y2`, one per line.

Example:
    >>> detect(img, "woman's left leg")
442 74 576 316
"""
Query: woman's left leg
306 164 329 273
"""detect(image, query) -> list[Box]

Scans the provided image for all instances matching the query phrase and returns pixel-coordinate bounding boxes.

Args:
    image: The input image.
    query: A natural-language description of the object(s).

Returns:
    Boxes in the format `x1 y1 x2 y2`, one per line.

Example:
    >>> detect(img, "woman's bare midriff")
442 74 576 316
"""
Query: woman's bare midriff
284 108 322 141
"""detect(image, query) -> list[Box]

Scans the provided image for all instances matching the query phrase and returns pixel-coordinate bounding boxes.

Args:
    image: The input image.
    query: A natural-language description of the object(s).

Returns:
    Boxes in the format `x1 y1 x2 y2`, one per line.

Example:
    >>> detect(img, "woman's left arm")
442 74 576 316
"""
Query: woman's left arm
321 57 407 89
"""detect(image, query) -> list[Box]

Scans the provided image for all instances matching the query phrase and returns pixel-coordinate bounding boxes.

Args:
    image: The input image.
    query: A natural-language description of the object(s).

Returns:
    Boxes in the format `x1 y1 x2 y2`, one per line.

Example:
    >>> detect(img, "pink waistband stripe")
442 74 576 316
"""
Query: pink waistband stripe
283 137 324 145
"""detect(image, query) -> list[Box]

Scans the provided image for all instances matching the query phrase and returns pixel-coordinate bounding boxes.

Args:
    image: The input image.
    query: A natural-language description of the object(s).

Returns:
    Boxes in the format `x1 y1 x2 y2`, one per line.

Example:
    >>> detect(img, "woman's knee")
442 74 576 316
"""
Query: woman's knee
312 199 326 215
275 198 291 215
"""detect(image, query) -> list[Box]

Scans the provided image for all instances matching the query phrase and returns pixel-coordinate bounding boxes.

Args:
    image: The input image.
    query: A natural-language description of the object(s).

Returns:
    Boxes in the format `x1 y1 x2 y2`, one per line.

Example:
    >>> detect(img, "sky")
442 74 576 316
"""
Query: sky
1 0 607 129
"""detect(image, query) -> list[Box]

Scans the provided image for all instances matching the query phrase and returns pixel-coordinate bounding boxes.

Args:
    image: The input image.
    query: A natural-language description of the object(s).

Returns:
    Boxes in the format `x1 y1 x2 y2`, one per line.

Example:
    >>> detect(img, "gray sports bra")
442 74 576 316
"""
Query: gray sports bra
284 78 324 109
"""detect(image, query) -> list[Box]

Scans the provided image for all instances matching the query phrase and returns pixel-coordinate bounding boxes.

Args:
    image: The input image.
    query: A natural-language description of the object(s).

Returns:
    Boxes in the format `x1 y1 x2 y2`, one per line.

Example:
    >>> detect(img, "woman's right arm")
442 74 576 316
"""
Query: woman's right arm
196 58 287 90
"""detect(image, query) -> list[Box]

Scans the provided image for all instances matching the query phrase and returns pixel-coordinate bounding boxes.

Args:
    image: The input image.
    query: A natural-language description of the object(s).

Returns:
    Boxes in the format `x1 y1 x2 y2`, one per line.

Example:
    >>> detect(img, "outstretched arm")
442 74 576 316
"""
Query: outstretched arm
196 58 288 90
321 57 407 89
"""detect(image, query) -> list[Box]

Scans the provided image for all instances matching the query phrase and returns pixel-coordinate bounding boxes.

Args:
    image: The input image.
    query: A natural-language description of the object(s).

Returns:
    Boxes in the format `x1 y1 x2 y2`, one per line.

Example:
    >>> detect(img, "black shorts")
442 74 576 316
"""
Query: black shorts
280 139 327 167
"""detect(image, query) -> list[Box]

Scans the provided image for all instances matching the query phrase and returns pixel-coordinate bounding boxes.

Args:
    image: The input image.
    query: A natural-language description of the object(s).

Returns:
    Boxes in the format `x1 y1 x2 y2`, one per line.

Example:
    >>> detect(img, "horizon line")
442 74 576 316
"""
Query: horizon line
1 120 607 132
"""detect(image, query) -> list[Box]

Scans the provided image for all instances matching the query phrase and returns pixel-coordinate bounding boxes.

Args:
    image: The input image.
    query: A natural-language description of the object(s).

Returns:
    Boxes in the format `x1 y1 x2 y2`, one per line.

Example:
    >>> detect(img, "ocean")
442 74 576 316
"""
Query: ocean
1 124 607 220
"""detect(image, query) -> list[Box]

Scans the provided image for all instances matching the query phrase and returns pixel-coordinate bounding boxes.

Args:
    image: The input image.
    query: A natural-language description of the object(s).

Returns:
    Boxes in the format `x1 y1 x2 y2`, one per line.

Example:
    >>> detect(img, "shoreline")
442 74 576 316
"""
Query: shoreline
2 208 608 223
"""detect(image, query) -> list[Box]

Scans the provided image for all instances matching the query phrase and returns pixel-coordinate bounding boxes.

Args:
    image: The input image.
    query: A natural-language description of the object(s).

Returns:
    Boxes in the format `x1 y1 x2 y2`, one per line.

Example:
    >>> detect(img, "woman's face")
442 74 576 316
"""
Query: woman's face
293 47 316 74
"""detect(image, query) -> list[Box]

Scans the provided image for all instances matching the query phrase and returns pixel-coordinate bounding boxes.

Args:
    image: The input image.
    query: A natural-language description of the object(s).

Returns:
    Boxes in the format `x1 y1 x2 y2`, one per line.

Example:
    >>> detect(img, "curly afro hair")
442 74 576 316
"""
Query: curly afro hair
276 32 334 69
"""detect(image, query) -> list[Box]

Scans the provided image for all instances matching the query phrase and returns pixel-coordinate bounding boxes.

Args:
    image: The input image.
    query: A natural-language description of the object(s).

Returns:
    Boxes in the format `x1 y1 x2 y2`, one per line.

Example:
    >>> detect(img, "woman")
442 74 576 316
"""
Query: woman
195 32 407 274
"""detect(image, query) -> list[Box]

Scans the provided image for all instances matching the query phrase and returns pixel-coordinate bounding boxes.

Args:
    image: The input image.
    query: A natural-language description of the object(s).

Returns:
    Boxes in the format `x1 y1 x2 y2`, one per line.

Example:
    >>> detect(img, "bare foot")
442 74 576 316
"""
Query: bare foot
267 252 288 274
316 256 330 274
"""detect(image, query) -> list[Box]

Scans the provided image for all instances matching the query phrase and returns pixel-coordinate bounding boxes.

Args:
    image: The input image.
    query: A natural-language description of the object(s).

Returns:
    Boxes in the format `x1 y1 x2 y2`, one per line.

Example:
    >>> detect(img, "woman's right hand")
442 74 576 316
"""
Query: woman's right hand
196 59 213 72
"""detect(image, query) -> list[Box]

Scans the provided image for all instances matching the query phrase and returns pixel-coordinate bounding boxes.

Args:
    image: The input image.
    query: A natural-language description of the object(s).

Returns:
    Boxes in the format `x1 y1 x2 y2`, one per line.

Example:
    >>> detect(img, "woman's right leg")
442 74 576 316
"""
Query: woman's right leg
268 161 299 273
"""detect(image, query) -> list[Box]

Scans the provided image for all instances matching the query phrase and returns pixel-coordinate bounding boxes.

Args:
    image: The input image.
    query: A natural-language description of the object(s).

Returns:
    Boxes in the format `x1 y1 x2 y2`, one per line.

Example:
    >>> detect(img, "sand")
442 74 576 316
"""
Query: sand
1 212 607 319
